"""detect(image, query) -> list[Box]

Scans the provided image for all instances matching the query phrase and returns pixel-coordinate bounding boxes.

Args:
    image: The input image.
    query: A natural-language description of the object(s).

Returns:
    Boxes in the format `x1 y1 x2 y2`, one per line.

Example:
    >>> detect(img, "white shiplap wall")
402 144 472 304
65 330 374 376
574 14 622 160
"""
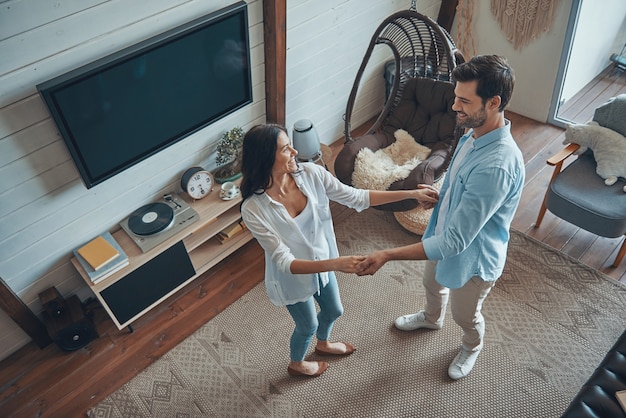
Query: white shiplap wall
0 0 442 361
285 0 442 143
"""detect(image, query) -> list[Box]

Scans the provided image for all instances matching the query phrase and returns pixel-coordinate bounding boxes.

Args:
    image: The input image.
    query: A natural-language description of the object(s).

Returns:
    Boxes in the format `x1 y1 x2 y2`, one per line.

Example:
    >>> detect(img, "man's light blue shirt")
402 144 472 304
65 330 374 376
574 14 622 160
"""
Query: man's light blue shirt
422 120 525 288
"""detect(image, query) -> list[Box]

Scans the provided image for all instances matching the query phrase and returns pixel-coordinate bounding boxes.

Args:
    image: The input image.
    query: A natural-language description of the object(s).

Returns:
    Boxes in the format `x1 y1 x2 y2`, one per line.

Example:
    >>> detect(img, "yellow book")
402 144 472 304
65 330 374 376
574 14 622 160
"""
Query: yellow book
219 220 244 239
77 235 120 270
217 221 247 244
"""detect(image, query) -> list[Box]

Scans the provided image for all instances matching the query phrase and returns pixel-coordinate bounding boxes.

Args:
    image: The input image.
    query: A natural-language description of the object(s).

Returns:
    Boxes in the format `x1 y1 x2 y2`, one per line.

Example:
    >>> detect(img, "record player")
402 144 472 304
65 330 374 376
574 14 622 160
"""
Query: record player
120 193 199 253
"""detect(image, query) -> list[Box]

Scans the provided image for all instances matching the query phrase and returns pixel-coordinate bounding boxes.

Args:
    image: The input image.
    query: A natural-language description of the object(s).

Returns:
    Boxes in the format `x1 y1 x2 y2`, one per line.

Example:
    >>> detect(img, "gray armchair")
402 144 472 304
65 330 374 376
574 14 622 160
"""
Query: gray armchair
535 95 626 267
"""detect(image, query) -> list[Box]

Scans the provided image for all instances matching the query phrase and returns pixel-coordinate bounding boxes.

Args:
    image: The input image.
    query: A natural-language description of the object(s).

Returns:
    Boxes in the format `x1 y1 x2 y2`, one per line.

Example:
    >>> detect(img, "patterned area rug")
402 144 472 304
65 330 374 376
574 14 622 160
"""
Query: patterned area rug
88 209 626 417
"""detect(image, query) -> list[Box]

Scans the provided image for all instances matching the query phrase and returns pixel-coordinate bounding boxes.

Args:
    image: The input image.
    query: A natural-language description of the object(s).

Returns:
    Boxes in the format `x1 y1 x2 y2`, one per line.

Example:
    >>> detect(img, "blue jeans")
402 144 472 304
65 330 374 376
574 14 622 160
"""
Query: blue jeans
286 272 344 361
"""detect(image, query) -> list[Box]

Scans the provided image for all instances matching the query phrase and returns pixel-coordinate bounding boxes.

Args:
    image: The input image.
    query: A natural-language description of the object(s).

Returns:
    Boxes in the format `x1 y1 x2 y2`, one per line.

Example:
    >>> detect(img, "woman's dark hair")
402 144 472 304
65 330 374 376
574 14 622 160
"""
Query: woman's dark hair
240 123 288 201
451 55 515 112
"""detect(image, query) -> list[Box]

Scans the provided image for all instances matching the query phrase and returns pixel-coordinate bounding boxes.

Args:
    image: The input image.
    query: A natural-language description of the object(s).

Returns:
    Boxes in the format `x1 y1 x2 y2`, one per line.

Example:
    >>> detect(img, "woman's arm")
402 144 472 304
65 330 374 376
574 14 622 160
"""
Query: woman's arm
368 185 439 209
243 197 366 276
290 256 366 275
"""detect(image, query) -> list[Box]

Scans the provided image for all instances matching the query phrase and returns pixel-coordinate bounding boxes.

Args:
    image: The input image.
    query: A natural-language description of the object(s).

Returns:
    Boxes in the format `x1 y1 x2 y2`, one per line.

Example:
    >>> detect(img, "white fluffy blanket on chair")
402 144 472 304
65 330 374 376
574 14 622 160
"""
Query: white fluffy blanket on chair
352 129 431 190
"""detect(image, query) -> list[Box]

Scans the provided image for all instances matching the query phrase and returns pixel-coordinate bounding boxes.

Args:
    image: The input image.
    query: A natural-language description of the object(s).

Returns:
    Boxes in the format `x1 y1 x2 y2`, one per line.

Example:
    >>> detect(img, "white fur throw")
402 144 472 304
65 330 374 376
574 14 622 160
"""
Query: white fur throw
564 121 626 192
352 129 431 190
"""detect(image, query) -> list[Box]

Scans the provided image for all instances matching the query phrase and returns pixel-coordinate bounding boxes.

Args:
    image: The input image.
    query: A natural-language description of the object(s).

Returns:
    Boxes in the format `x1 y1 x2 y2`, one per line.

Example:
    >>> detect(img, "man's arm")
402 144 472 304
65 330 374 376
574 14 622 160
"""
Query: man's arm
357 242 428 276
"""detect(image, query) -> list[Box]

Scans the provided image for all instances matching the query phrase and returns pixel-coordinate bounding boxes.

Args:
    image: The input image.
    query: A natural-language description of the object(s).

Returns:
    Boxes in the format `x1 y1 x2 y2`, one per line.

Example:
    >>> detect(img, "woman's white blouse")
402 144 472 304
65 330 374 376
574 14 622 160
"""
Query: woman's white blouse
241 163 369 306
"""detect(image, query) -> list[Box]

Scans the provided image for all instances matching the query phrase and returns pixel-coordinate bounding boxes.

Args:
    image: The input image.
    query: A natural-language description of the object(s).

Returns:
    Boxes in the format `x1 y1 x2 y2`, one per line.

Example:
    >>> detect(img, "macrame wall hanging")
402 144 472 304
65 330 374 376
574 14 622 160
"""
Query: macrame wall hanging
491 0 560 50
456 0 477 58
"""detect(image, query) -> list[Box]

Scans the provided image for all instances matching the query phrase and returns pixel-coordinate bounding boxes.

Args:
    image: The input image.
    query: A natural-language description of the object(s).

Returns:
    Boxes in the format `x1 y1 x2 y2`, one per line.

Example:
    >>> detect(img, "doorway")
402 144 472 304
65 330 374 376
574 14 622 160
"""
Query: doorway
548 0 626 127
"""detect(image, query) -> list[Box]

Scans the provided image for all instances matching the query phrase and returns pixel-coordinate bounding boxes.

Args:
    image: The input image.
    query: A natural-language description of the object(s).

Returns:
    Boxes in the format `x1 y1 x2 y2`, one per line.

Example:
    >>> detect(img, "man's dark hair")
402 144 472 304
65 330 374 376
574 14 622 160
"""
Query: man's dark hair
452 55 515 112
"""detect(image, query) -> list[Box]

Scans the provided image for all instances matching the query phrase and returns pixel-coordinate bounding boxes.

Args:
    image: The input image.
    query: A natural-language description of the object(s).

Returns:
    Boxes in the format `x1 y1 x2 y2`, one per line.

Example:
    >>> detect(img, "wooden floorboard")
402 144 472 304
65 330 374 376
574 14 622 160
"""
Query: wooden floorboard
1 70 625 417
558 66 626 123
0 240 265 418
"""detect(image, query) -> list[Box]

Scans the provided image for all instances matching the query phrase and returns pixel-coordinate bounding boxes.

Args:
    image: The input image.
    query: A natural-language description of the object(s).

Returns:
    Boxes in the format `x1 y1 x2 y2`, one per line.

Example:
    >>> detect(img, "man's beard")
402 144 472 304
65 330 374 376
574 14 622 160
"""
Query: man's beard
456 106 487 129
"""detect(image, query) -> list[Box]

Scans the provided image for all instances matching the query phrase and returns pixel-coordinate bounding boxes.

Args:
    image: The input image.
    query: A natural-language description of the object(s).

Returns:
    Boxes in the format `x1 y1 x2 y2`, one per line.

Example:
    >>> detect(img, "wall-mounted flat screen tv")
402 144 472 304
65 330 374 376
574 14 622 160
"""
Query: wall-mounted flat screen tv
37 1 252 189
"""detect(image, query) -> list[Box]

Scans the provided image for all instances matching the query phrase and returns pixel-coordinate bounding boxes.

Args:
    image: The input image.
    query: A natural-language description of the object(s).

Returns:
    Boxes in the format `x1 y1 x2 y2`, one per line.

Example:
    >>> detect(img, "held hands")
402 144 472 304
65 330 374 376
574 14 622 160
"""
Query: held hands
334 255 368 274
334 253 387 276
337 185 435 277
355 251 387 276
332 252 388 276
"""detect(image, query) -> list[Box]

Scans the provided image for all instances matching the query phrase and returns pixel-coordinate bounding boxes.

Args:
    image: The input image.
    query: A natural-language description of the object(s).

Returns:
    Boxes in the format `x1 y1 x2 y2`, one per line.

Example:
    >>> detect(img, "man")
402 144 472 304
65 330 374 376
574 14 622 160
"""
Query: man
357 55 525 380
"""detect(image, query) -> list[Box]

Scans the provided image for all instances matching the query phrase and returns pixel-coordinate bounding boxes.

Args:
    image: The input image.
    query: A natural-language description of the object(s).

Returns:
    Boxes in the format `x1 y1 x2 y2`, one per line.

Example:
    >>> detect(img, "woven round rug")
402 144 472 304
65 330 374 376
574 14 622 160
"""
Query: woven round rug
88 209 626 418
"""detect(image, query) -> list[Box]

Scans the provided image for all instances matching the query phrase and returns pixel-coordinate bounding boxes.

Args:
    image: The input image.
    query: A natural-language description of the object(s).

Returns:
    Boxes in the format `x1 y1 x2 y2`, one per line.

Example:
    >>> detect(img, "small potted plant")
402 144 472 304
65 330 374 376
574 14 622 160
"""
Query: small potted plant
214 126 245 183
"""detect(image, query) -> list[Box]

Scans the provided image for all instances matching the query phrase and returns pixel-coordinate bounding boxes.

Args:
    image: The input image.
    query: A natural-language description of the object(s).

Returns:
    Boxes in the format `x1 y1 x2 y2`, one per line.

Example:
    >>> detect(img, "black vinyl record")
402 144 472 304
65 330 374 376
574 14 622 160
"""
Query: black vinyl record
128 202 174 236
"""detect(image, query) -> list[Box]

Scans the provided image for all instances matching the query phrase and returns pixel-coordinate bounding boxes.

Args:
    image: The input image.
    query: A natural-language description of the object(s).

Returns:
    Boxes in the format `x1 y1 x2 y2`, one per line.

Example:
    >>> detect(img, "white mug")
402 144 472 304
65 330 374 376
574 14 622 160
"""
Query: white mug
220 181 240 200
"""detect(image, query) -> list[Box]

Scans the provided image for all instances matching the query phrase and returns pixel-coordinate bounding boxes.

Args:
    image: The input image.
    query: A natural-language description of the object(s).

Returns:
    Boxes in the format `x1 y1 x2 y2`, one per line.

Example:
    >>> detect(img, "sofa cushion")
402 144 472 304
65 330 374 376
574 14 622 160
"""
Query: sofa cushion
383 77 457 153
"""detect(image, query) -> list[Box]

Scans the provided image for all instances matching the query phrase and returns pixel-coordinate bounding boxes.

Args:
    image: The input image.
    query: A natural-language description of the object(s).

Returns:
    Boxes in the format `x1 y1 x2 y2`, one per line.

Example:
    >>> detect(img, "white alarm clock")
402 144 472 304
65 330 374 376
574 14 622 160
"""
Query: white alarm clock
181 166 214 200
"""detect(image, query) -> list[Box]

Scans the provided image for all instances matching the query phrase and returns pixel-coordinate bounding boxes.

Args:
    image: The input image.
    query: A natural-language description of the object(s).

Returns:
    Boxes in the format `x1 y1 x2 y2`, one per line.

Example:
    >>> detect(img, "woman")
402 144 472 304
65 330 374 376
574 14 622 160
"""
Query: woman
240 124 438 377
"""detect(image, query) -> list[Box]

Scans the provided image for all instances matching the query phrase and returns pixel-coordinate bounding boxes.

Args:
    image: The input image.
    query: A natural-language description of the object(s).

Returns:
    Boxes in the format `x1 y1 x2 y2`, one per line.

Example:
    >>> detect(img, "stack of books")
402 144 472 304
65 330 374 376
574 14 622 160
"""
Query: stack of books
216 220 247 244
73 232 129 284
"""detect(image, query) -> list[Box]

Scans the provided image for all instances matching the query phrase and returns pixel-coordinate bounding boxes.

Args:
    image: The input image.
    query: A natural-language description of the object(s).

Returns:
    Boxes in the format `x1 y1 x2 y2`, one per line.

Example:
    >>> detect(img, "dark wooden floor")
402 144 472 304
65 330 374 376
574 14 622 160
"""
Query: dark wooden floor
557 65 626 124
1 68 625 417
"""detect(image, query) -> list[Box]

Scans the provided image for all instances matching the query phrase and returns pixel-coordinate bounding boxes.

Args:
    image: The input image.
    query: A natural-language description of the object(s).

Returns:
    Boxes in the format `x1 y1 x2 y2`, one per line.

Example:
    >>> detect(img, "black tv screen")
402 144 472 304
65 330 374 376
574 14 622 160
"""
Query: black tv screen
37 1 252 189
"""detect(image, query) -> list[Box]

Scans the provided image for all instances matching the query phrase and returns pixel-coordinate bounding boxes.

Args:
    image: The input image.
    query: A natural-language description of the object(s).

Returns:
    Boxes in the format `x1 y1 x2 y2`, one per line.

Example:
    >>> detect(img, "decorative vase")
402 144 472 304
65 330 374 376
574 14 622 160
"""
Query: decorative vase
215 127 244 183
214 153 242 183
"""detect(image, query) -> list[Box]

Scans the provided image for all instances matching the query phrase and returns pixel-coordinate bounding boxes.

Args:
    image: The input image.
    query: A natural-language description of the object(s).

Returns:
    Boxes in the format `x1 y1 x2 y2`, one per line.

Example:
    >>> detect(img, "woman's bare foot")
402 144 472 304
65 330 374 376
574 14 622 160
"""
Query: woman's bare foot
287 360 328 376
314 341 356 356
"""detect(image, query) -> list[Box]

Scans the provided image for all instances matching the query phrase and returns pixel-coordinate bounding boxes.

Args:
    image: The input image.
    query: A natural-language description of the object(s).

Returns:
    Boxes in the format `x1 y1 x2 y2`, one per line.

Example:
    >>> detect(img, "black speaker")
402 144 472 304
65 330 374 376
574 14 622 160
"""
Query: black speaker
39 287 98 351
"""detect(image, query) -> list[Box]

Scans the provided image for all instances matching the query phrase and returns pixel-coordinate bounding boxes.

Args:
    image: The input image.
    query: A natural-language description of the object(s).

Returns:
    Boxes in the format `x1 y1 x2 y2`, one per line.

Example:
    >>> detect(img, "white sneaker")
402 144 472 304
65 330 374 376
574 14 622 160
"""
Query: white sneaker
448 346 481 380
394 310 442 331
